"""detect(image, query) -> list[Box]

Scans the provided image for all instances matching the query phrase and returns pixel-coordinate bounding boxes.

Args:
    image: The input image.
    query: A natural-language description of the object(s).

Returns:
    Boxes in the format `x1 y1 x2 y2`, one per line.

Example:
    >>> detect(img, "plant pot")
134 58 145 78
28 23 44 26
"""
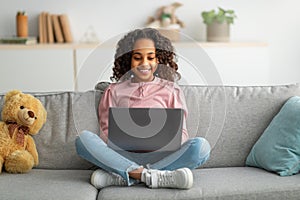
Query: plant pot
206 21 230 42
16 14 28 37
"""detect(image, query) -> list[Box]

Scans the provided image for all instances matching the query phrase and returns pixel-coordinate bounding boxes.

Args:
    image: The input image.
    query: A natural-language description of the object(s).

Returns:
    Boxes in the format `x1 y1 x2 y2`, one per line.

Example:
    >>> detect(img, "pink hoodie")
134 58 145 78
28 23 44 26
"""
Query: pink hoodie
98 77 189 144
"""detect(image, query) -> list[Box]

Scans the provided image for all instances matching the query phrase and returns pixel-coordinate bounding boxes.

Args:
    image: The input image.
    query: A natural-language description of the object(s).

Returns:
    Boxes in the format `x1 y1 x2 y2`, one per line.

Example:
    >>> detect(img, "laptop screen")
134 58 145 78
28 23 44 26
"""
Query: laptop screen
108 107 183 153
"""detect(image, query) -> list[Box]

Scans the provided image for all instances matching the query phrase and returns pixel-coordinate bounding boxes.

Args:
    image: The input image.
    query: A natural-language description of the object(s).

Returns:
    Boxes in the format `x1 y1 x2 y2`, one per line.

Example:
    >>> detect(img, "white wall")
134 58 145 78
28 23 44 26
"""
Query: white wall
0 0 300 85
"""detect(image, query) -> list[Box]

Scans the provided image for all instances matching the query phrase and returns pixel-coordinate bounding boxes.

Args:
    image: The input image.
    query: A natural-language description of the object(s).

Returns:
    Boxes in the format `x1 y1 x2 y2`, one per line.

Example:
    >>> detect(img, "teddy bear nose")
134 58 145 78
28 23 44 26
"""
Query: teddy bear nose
28 111 35 118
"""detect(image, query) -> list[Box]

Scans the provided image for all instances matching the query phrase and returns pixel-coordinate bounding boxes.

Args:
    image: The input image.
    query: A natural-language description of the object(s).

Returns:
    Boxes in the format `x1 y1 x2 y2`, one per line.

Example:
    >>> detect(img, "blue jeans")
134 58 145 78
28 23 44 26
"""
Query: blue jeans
75 130 211 186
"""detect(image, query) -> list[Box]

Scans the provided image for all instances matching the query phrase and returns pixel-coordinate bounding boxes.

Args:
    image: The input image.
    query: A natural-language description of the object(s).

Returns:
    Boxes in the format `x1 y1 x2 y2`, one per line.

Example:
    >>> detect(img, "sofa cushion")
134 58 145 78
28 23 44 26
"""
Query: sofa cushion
1 83 300 170
0 91 102 170
181 83 300 168
94 82 300 168
246 96 300 176
97 167 300 200
0 169 97 200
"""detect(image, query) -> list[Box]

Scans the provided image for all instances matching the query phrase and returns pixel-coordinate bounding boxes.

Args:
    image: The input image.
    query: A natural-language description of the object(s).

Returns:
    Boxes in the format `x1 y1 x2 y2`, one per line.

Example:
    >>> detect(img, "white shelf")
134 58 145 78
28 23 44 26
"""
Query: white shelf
0 43 98 50
0 41 268 50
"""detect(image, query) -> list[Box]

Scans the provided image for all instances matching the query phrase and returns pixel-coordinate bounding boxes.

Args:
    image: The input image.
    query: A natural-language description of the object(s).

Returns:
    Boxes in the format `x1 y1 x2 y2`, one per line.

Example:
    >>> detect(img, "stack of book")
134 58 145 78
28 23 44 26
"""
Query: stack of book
0 36 37 45
39 12 73 44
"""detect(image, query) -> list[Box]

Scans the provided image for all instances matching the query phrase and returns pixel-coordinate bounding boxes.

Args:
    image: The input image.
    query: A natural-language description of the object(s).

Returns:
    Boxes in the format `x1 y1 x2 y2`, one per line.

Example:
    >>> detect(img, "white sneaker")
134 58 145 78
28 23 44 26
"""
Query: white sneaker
143 168 193 189
90 169 127 189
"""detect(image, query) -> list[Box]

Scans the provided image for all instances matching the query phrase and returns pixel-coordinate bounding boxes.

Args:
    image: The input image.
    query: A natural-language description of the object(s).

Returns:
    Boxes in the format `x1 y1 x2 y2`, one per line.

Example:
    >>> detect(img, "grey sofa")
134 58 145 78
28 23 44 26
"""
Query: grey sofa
0 83 300 200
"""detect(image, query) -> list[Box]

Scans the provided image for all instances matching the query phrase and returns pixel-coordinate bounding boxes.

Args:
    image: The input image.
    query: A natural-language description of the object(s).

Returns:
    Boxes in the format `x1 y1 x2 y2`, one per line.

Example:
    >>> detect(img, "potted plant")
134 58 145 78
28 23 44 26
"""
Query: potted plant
201 7 237 42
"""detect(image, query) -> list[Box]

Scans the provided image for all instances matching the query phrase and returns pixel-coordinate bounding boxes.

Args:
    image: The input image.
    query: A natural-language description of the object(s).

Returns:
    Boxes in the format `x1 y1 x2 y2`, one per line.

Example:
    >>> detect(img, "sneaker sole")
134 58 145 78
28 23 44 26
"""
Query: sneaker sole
90 169 104 188
90 170 98 187
180 168 193 189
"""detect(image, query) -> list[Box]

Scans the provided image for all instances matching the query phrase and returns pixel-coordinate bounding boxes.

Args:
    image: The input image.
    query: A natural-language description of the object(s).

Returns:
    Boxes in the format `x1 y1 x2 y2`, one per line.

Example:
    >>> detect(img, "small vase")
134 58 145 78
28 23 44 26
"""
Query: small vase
206 21 230 42
16 13 28 38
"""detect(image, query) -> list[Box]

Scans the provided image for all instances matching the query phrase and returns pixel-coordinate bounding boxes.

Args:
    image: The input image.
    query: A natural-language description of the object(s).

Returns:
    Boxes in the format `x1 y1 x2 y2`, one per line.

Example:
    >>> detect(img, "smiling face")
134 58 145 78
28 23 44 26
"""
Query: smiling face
131 38 158 82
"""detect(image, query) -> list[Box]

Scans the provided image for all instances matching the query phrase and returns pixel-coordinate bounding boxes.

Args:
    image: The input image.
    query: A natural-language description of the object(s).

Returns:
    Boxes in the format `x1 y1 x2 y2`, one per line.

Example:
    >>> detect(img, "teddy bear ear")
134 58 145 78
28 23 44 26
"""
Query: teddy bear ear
4 90 23 102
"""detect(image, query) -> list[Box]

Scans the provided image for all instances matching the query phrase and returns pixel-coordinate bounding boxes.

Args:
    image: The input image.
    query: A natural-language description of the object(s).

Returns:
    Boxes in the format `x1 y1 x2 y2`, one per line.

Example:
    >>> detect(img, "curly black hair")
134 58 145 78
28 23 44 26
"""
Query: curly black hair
111 28 181 82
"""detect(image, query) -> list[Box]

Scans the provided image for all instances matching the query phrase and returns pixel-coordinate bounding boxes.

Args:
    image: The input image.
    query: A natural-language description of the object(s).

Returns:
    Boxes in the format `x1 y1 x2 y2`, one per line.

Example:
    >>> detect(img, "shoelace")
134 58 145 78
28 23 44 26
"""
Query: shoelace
112 174 126 186
157 171 175 187
115 176 126 185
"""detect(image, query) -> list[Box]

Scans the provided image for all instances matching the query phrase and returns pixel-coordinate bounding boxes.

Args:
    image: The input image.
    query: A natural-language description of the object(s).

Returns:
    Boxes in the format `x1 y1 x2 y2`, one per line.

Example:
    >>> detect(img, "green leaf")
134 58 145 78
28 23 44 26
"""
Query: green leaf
227 10 234 14
226 16 234 24
202 10 216 24
218 9 224 17
202 7 237 25
218 7 226 13
216 15 225 23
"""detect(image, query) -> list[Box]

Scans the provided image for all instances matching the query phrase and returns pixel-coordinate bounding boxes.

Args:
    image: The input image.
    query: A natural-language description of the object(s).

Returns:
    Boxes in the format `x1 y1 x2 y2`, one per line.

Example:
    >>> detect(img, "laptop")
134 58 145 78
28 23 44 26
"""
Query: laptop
108 107 183 154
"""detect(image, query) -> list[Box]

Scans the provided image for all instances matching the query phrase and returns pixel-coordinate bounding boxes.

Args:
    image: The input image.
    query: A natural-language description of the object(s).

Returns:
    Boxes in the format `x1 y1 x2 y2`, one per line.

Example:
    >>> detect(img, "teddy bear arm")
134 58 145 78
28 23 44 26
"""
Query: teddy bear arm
0 156 4 173
26 136 39 166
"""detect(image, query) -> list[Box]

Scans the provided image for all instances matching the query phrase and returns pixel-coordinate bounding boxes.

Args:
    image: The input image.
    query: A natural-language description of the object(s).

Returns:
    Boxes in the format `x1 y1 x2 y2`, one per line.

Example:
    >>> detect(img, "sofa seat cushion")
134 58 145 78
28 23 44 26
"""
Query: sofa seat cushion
0 169 97 200
98 167 300 200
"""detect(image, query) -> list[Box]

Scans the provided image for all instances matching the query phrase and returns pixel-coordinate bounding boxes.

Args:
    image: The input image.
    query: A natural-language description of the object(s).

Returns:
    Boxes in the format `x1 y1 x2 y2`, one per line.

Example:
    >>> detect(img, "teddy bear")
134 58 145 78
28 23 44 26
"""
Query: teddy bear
0 90 47 173
146 2 185 29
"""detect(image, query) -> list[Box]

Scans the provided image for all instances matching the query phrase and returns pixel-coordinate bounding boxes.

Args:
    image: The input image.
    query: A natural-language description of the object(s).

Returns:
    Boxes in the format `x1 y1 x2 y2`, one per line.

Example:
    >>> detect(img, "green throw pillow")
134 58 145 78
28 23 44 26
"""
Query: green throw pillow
246 96 300 176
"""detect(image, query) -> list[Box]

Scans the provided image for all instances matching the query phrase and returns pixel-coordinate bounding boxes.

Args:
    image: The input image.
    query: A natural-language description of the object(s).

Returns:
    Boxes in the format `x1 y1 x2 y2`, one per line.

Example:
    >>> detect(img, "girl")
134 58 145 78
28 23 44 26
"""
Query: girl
75 28 210 189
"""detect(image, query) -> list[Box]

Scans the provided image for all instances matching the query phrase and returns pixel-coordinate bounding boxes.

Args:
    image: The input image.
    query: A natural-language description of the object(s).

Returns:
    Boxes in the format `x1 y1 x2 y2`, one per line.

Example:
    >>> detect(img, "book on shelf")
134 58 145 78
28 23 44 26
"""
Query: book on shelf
52 14 64 43
0 37 37 45
38 13 44 43
46 12 54 43
59 14 73 43
38 11 73 44
42 12 48 43
38 12 48 43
